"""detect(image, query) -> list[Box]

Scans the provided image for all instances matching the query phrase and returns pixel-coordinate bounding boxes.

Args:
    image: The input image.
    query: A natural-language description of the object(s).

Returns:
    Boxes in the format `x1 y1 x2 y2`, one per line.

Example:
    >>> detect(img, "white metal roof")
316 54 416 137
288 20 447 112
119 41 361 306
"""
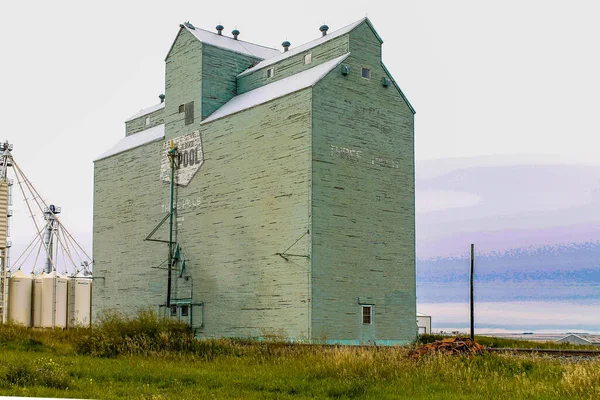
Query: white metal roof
95 124 165 161
202 53 350 124
556 334 600 344
183 26 281 60
238 18 367 78
125 103 165 123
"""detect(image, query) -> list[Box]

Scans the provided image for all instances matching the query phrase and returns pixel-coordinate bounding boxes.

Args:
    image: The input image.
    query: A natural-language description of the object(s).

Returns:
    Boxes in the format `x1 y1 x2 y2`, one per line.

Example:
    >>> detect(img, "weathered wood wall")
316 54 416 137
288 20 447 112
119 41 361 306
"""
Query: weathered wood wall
237 35 348 94
125 107 165 136
93 20 415 343
310 22 416 345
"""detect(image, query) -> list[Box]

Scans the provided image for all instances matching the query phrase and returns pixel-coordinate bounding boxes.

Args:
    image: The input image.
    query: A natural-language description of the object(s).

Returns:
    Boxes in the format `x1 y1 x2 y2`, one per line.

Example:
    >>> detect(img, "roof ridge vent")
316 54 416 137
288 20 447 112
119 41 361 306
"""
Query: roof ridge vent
216 24 224 35
184 21 195 30
232 29 240 40
282 40 290 52
320 24 329 36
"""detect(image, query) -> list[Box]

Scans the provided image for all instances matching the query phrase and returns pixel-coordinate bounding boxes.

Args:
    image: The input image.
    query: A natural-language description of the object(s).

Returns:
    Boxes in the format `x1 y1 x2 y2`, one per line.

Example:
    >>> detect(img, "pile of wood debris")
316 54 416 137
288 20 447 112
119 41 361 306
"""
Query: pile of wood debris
410 337 487 359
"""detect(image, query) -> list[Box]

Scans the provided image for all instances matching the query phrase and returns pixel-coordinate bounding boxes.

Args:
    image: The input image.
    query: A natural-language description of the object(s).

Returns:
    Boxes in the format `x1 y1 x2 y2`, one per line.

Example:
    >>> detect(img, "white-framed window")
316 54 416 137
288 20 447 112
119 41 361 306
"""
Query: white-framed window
266 68 274 78
304 53 312 65
362 305 373 325
145 116 150 126
361 67 371 80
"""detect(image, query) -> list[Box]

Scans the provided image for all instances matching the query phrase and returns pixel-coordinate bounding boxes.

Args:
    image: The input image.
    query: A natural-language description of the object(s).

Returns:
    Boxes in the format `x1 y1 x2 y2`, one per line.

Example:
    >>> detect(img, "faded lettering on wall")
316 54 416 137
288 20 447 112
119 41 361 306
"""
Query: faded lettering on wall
160 131 205 186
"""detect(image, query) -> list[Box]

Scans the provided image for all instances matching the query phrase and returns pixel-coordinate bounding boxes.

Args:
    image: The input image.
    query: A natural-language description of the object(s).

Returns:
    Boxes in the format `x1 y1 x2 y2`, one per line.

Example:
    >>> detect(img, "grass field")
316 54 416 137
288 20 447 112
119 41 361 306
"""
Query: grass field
0 312 599 399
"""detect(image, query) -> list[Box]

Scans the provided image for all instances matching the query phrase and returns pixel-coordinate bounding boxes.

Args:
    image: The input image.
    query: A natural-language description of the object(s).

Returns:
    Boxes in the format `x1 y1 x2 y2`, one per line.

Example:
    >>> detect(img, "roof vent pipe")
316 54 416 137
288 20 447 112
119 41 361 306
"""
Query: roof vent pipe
159 94 165 103
282 40 290 52
320 24 329 36
216 24 224 35
232 29 240 40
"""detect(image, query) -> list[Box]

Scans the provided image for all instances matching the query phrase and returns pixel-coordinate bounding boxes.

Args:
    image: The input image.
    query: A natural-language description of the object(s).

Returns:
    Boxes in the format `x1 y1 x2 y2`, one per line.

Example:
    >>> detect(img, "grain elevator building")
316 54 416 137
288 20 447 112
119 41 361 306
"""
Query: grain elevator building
93 18 416 345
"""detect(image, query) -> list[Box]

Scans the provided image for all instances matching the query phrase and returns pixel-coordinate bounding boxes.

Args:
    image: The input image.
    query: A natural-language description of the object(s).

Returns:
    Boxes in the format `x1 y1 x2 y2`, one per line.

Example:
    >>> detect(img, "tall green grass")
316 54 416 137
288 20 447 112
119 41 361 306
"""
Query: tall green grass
0 312 598 399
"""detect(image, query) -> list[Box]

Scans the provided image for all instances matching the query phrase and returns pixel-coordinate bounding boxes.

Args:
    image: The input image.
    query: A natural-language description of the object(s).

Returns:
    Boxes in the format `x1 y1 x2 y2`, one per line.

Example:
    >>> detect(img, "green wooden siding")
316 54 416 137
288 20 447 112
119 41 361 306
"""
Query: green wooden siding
175 89 313 339
93 19 415 344
125 107 165 136
201 45 261 120
93 141 167 318
164 29 203 141
237 35 349 94
310 22 416 345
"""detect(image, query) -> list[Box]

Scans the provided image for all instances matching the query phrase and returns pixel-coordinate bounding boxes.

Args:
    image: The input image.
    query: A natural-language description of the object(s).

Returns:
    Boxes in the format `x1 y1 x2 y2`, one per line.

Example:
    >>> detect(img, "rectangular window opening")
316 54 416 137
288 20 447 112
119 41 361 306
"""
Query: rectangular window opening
361 67 371 80
145 116 150 126
184 101 194 125
362 305 373 325
170 305 177 317
180 305 189 317
304 53 312 65
266 68 274 78
178 104 185 113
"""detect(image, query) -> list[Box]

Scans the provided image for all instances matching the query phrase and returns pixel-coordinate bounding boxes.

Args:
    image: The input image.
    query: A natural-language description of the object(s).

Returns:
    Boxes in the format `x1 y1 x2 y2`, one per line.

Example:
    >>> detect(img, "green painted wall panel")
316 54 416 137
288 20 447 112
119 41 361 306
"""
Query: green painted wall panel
94 90 313 340
164 29 203 141
176 89 313 339
310 22 416 344
126 107 165 136
92 141 169 318
237 35 349 94
201 45 260 120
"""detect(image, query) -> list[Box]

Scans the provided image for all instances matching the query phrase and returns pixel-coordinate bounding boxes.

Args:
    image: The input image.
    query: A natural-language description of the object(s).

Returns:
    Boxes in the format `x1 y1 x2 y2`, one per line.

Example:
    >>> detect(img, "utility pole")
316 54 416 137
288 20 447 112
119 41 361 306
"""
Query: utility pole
470 243 475 340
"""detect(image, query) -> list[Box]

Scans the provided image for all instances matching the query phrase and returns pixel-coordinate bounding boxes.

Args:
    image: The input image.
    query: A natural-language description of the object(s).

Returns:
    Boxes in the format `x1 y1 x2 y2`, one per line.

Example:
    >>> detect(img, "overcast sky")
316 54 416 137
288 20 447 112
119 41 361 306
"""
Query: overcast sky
1 0 599 269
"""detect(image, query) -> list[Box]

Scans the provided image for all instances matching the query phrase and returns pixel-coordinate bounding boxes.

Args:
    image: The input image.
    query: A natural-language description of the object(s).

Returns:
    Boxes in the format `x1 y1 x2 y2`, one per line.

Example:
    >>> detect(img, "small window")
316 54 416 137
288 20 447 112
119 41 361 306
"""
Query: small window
145 116 150 126
184 101 194 125
266 68 274 78
180 305 189 317
362 305 373 325
361 67 371 80
178 104 185 113
170 305 177 317
304 53 312 65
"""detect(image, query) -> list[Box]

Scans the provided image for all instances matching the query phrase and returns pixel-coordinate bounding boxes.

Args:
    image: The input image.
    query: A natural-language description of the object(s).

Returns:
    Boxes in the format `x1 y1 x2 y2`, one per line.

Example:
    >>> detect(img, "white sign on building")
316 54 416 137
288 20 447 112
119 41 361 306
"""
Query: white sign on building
160 131 204 186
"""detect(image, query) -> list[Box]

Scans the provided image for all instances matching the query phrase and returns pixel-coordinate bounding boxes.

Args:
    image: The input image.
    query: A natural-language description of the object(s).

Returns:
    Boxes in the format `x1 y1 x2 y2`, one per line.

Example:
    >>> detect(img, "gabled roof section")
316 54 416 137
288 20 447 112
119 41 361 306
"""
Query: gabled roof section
238 18 375 78
166 24 281 61
125 103 165 123
95 124 165 161
202 53 350 124
381 62 416 115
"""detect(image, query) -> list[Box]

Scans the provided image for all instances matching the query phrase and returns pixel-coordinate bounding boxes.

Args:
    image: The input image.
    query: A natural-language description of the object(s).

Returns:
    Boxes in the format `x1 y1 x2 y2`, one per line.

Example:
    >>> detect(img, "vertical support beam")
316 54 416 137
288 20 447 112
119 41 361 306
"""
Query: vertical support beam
470 243 475 341
167 143 178 308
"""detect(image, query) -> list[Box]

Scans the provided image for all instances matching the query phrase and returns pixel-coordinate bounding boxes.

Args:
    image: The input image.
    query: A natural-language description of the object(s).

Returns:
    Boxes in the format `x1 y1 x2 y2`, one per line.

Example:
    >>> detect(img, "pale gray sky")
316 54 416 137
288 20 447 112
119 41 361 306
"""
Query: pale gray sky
1 0 599 269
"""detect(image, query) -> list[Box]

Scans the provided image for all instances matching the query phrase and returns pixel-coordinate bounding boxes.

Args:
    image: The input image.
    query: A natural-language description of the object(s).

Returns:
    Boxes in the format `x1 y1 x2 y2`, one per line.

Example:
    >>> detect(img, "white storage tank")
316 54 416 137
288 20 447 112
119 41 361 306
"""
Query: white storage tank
7 270 32 326
40 271 69 328
32 275 43 327
70 278 92 327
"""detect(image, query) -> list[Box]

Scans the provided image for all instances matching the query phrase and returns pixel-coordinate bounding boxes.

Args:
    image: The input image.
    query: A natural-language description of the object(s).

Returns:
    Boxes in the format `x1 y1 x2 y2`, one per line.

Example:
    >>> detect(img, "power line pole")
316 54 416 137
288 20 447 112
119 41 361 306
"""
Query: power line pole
470 243 475 340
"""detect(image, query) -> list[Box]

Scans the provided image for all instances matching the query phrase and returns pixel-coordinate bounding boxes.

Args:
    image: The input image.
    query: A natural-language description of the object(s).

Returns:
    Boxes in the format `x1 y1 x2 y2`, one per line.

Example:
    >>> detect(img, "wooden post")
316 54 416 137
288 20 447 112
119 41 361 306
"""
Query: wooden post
470 243 474 340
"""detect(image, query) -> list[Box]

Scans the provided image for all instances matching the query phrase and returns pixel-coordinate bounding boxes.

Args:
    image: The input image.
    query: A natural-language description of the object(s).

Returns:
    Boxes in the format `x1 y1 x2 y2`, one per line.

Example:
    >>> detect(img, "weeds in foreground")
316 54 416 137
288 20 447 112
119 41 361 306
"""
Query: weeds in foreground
0 313 599 398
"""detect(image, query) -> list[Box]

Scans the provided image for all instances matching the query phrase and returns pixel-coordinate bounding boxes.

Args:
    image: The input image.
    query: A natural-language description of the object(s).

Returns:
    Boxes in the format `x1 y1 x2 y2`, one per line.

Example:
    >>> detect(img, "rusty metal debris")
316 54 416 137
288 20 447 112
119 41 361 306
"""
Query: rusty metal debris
410 337 487 359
